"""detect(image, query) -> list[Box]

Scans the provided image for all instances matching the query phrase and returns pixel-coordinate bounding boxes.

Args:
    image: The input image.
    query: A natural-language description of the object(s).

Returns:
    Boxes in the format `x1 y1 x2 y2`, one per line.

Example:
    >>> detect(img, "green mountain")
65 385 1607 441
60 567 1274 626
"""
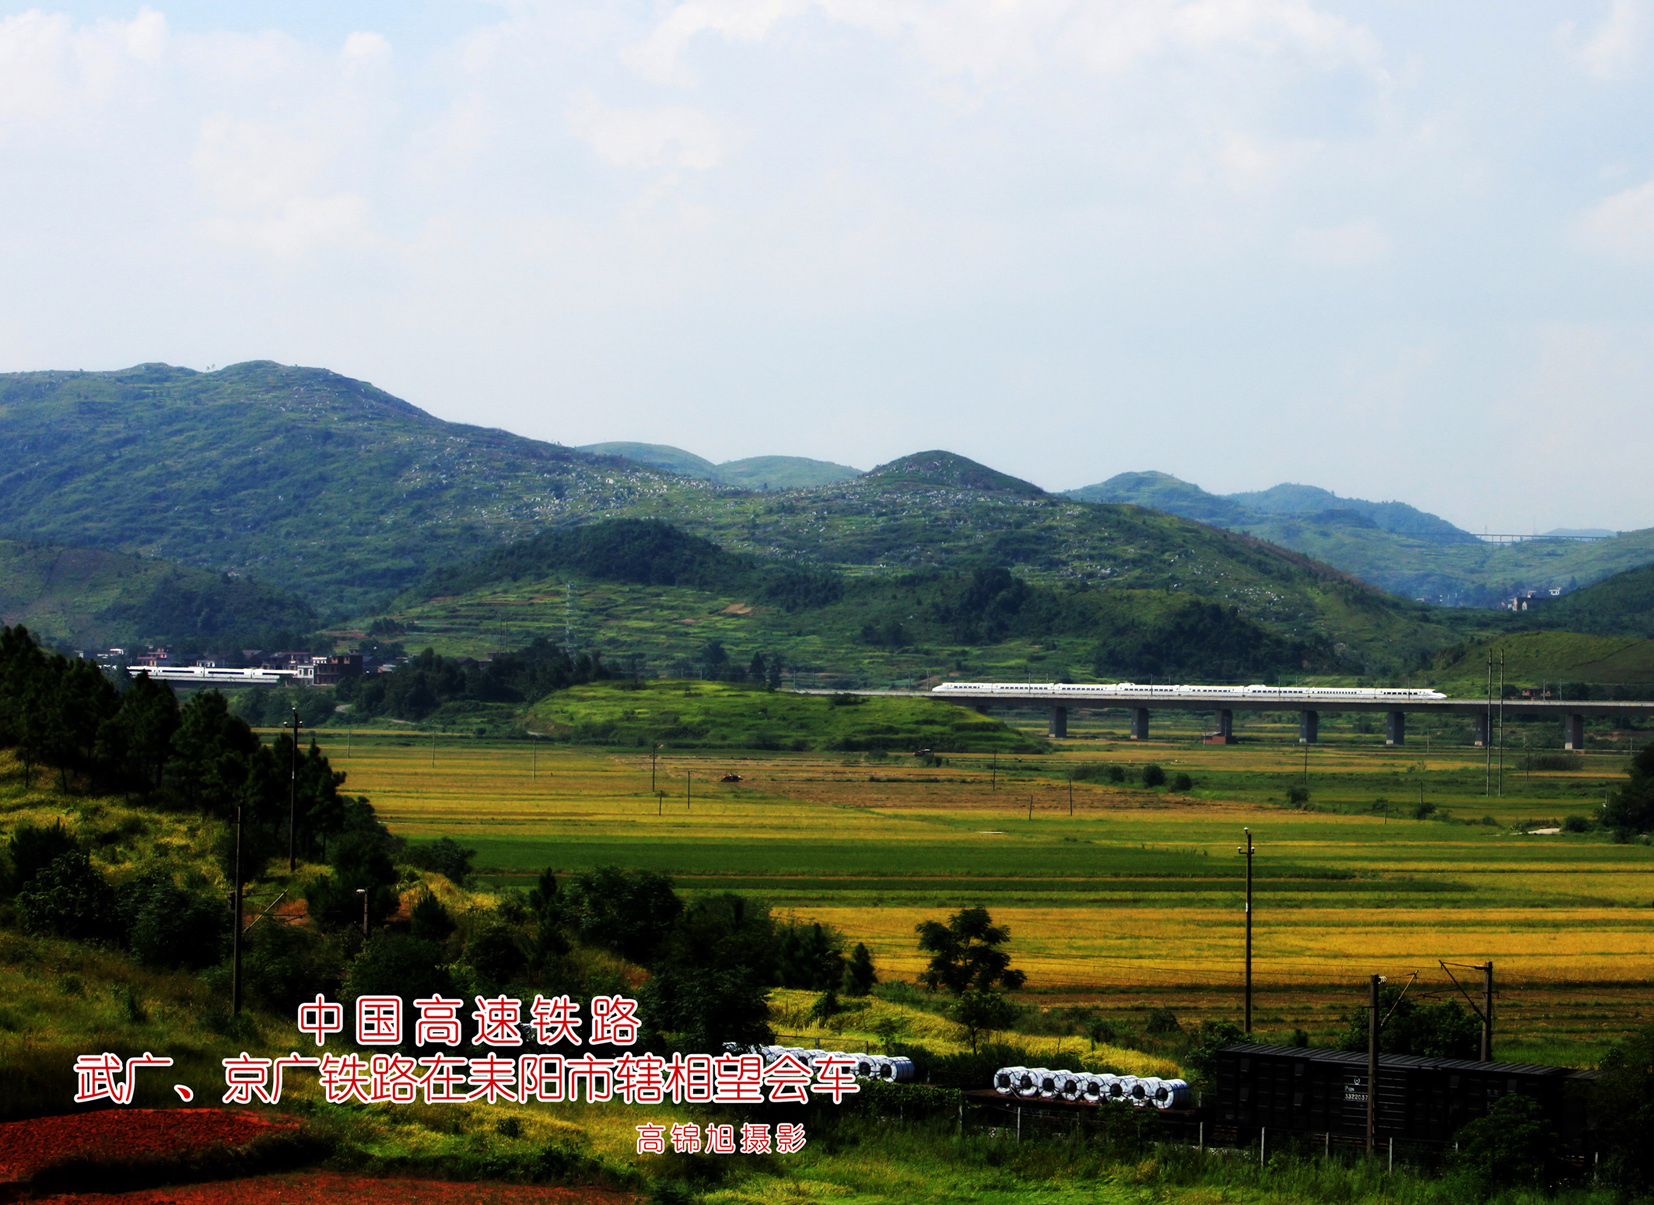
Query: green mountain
0 362 1484 676
1067 471 1654 605
0 363 719 613
1517 563 1654 640
386 517 1337 685
580 442 862 489
1067 471 1253 527
1431 630 1654 691
0 538 315 648
579 442 720 478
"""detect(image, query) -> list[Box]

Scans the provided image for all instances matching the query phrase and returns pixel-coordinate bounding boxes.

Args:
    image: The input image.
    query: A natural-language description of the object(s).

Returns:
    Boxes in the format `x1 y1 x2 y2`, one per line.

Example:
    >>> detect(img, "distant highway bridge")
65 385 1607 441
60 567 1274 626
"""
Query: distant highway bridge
799 685 1654 749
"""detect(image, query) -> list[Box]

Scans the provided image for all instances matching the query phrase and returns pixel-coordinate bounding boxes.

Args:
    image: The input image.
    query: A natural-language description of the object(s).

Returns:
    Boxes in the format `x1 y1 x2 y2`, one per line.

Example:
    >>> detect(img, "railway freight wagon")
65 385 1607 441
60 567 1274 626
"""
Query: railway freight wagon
1214 1043 1596 1152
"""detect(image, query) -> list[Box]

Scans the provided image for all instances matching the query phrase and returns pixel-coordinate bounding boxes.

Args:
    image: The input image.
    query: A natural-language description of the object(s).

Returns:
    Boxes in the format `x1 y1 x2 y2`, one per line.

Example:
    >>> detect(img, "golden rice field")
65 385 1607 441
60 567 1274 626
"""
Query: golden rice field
317 727 1654 1060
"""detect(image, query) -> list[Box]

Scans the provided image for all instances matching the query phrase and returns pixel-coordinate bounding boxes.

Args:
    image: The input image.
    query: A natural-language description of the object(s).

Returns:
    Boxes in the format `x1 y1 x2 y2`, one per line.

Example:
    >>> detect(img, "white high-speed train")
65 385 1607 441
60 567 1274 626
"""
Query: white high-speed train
931 682 1447 701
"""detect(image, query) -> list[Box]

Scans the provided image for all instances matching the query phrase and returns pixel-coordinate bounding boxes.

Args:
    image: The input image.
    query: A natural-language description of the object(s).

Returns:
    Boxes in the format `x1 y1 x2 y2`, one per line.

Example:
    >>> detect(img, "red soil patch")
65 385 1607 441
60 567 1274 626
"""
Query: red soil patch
0 1110 295 1184
35 1175 636 1205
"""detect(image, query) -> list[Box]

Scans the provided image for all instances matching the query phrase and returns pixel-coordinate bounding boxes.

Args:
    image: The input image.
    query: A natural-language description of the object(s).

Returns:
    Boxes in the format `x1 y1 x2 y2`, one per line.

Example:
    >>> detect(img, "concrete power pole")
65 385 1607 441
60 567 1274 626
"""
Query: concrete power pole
1238 829 1256 1032
1367 973 1385 1154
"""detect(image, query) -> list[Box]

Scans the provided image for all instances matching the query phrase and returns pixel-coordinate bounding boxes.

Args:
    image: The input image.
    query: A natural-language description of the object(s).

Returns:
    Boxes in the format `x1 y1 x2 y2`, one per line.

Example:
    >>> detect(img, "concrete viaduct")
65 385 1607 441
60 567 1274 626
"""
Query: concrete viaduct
810 688 1654 749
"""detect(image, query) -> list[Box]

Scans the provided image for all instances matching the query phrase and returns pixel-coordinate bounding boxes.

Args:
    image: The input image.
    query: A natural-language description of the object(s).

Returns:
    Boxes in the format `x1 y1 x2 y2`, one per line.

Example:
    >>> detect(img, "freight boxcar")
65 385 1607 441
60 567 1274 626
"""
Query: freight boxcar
1215 1043 1596 1152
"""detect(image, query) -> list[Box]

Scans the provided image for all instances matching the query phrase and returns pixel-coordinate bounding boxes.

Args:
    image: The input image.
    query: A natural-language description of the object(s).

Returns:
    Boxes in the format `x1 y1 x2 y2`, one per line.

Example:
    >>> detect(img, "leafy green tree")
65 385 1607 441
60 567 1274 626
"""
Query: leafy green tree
915 906 1026 993
16 851 119 942
126 879 226 970
4 820 79 895
168 691 261 814
948 987 1019 1054
306 829 399 932
99 672 179 791
663 893 779 981
643 967 773 1050
342 933 453 1016
1141 764 1167 788
776 920 844 989
410 891 455 943
239 919 340 1013
1595 1025 1654 1194
465 922 529 992
844 942 878 996
1335 984 1480 1059
564 866 683 965
1451 1094 1563 1190
407 836 477 886
1604 743 1654 835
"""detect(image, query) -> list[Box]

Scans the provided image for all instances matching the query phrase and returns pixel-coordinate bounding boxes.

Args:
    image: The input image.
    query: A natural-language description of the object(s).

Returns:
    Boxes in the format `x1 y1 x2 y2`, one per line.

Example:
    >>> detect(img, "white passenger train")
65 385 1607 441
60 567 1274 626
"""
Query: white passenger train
932 681 1446 701
129 665 313 686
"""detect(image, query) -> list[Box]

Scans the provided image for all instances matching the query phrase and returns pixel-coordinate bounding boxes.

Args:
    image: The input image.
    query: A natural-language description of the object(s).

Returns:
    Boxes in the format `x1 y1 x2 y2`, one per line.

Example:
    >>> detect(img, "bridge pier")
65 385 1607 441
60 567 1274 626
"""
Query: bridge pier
1474 713 1490 747
1386 711 1406 746
1130 708 1150 740
1206 708 1235 745
1299 710 1319 744
1564 713 1585 751
1048 706 1068 739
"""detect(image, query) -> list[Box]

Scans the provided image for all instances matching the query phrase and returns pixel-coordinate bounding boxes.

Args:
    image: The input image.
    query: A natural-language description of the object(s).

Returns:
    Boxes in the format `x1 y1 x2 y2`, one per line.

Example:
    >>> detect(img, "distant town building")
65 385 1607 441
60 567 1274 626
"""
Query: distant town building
312 653 364 686
1501 587 1564 612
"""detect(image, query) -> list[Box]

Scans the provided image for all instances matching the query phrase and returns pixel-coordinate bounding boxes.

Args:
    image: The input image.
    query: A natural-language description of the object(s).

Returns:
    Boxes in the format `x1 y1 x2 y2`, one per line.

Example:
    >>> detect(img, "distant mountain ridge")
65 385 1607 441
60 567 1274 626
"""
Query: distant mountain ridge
1069 471 1478 544
580 442 862 489
1064 469 1654 605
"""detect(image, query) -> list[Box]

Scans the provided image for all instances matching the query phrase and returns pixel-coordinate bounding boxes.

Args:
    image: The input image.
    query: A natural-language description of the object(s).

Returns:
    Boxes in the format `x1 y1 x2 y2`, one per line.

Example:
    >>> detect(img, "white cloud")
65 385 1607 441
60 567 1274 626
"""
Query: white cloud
0 7 168 129
567 93 734 170
624 0 1382 87
192 115 335 210
1288 219 1389 267
1562 0 1646 80
1579 180 1654 259
199 193 375 259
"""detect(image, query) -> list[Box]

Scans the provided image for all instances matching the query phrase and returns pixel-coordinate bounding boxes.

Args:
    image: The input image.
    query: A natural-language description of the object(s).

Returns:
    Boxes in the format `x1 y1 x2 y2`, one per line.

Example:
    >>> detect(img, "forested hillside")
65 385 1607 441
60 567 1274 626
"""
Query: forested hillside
1068 470 1654 606
0 363 1488 675
0 539 315 649
0 362 715 612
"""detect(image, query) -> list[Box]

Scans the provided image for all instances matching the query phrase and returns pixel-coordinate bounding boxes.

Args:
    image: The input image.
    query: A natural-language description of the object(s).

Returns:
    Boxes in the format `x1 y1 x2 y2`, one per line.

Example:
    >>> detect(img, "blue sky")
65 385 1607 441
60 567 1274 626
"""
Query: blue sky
1 2 1651 532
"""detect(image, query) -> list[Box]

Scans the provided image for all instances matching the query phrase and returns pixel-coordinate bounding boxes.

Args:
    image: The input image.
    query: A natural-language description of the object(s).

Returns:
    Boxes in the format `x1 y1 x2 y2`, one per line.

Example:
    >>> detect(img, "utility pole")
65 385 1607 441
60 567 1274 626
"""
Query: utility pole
1367 973 1385 1154
287 708 299 872
651 744 660 794
431 731 436 768
232 802 244 1017
686 769 692 810
1242 830 1255 1032
1068 773 1074 816
1485 653 1493 796
1483 961 1494 1061
991 753 997 793
1497 650 1506 797
1441 960 1494 1061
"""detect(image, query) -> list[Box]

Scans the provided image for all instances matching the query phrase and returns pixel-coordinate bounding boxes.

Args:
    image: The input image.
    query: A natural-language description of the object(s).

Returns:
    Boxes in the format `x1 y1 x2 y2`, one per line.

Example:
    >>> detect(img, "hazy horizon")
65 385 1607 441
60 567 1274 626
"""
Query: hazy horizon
2 3 1651 532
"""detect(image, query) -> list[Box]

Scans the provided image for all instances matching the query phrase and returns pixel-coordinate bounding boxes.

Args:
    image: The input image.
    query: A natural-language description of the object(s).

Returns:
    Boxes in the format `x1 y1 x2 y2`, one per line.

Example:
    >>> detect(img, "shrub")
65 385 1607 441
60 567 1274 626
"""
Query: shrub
342 933 453 1011
4 821 78 895
404 836 477 886
1141 764 1167 788
1563 814 1593 833
1171 772 1193 792
16 852 119 942
1285 784 1309 806
1144 1006 1181 1035
128 879 227 970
